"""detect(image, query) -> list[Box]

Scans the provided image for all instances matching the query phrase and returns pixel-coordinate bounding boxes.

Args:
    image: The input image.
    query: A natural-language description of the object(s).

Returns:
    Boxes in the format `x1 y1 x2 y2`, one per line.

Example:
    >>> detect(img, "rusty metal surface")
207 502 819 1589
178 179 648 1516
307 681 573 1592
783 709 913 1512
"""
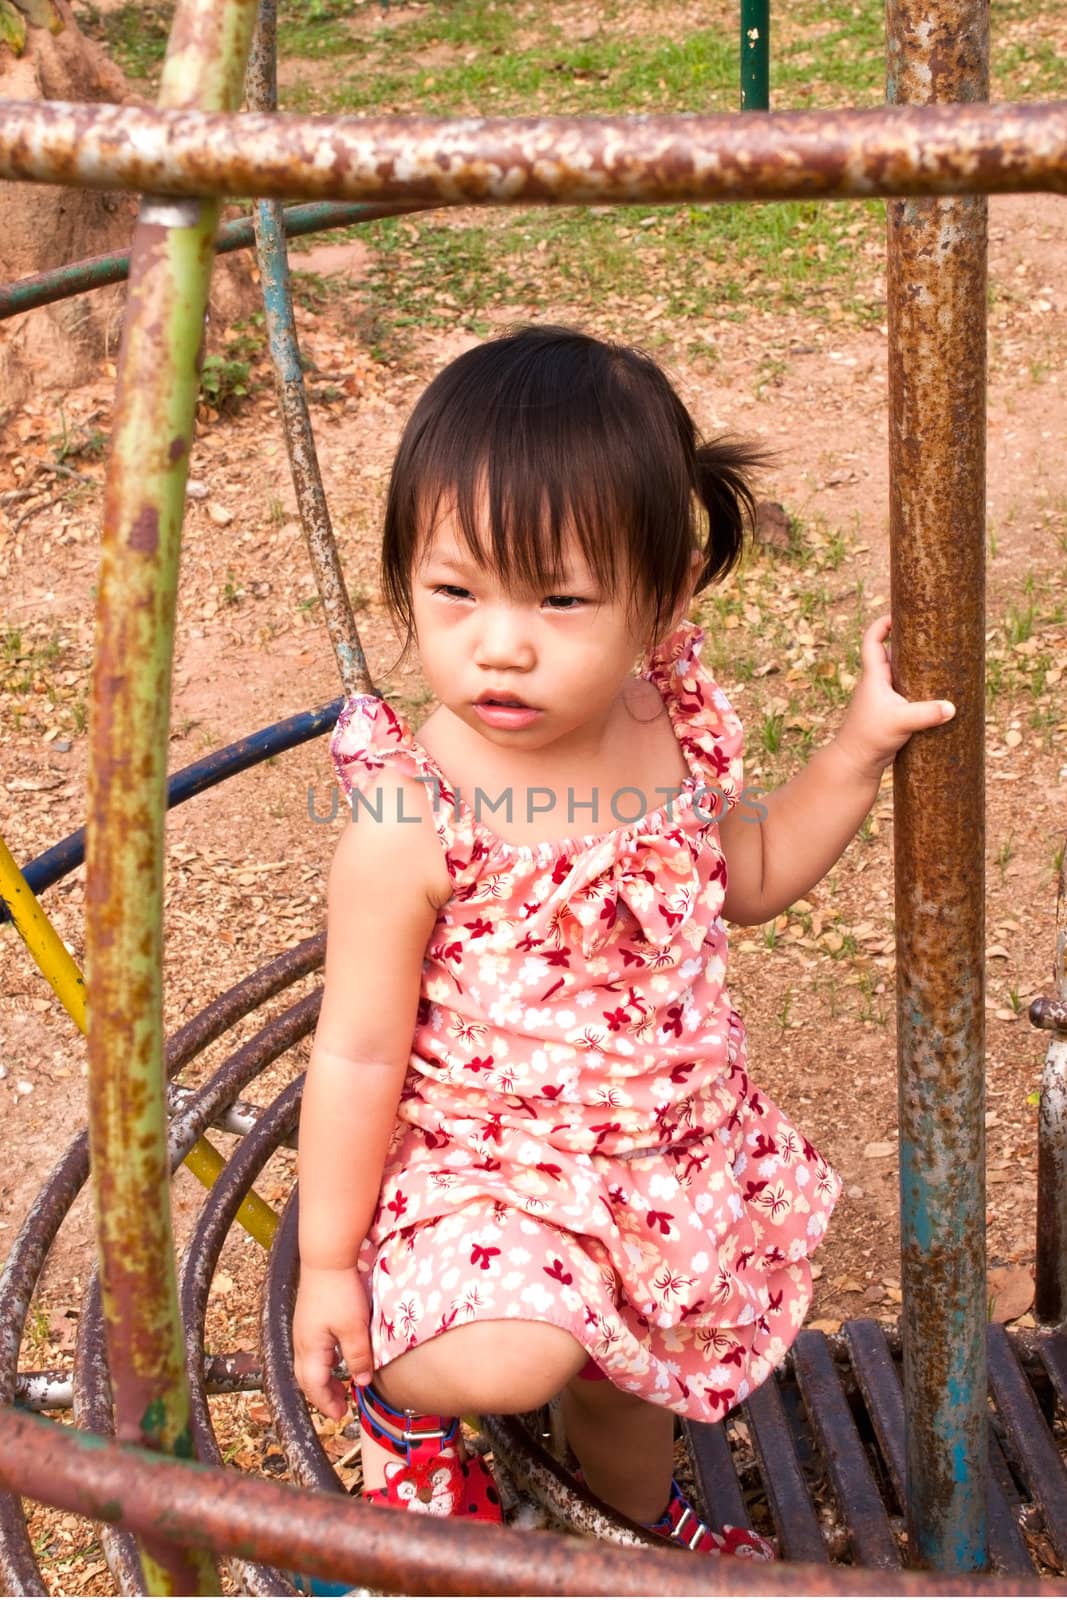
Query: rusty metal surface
165 934 323 1076
987 1324 1067 1569
1038 1330 1067 1411
6 1404 1067 1598
0 101 1066 205
886 0 990 1571
1036 843 1067 1321
844 1321 1032 1574
82 1 257 1591
483 1412 662 1549
15 1353 265 1412
177 1078 303 1597
247 0 372 698
791 1331 900 1568
744 1372 829 1563
0 1133 89 1594
684 1417 751 1532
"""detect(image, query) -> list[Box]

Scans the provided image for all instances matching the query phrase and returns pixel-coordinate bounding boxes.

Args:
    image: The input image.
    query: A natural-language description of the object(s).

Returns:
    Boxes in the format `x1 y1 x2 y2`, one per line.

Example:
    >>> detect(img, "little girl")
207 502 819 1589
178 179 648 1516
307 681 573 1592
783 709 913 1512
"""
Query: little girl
293 324 954 1554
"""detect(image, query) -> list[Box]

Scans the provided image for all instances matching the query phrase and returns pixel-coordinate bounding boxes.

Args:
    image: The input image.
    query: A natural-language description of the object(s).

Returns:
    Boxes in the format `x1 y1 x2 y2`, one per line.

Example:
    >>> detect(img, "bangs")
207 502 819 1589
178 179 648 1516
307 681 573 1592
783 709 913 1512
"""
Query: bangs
382 325 756 646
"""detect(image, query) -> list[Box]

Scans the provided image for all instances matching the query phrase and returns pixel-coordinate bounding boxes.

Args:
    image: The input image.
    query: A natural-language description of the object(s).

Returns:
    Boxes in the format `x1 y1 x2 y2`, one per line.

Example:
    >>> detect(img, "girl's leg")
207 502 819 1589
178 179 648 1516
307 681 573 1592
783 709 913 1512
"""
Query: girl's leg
560 1371 674 1524
362 1319 587 1494
373 1317 588 1416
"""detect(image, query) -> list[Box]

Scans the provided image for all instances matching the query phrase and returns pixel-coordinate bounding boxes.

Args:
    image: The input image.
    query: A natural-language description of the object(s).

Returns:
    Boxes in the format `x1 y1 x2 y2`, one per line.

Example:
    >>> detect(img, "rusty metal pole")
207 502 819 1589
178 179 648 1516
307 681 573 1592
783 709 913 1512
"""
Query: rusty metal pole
887 0 989 1572
245 0 373 696
83 0 256 1593
1034 842 1067 1323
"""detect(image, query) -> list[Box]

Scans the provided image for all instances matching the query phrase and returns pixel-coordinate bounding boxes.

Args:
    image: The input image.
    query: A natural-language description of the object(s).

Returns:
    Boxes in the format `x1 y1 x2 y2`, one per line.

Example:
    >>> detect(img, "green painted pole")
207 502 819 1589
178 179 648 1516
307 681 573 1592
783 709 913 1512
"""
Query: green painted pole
741 0 770 109
84 0 257 1593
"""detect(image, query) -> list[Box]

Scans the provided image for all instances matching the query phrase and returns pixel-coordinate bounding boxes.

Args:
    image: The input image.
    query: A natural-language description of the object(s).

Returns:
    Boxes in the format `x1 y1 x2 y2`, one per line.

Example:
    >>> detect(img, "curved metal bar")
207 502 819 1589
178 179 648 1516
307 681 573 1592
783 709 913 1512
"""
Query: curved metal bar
74 987 319 1591
0 1133 89 1595
0 201 424 322
0 942 321 1591
1 101 1066 204
481 1414 661 1549
72 1287 146 1595
262 1192 340 1495
177 1077 303 1594
247 0 372 698
1 704 343 924
165 934 323 1076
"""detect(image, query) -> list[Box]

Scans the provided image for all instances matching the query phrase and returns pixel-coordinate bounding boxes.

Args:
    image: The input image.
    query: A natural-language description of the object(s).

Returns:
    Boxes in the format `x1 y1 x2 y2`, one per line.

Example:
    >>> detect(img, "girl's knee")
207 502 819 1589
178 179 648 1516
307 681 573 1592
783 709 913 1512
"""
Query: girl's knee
376 1319 587 1415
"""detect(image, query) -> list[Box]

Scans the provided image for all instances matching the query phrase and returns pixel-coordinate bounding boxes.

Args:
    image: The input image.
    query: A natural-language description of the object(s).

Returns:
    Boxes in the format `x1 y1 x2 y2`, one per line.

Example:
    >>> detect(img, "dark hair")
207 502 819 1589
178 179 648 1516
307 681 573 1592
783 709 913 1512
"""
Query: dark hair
381 325 764 649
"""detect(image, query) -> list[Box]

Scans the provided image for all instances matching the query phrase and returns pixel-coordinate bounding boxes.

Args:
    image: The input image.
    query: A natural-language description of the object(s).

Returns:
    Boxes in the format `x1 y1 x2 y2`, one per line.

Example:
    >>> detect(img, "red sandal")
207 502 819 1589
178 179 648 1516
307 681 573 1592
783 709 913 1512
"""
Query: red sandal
646 1480 776 1560
354 1383 503 1523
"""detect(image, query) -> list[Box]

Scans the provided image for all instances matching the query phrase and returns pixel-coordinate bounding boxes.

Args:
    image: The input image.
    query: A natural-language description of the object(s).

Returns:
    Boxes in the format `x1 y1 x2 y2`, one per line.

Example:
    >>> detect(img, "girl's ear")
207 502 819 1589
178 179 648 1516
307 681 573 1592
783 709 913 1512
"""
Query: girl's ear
660 550 704 641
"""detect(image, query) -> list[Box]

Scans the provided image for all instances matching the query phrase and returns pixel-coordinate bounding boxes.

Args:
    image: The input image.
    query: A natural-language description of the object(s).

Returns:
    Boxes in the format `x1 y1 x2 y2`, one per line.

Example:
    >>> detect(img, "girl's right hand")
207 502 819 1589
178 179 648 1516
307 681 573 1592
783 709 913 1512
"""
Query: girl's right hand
293 1263 373 1420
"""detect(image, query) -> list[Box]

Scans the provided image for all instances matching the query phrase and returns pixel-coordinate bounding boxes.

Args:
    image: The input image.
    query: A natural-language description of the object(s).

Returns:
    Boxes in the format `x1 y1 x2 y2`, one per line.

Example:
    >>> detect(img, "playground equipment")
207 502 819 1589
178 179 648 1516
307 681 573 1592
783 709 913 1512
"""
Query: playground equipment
1 0 1067 1590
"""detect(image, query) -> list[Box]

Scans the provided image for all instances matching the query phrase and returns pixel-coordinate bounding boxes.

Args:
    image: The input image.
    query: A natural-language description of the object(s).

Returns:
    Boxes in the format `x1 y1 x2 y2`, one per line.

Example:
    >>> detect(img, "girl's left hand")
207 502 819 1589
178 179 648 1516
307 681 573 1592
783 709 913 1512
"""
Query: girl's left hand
834 614 955 782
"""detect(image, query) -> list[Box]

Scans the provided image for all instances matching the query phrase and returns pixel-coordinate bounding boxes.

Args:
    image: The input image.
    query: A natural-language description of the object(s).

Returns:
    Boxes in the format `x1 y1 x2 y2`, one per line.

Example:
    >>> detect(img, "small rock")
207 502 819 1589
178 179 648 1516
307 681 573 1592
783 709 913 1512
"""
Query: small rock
186 479 209 500
754 500 791 550
208 502 233 527
53 739 72 753
15 1080 33 1096
846 1184 865 1200
863 1140 896 1159
988 1266 1033 1324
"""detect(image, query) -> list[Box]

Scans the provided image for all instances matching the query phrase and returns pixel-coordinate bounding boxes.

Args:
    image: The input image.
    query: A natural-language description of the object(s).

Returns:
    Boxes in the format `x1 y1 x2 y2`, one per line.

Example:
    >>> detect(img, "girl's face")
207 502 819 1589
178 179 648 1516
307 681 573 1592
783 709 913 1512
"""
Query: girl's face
410 510 663 758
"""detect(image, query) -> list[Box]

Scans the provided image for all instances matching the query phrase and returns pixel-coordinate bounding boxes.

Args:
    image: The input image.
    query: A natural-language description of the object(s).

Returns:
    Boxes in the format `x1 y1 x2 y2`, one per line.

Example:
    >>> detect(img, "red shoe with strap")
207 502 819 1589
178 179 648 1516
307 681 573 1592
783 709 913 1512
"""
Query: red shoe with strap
354 1383 503 1523
646 1480 776 1560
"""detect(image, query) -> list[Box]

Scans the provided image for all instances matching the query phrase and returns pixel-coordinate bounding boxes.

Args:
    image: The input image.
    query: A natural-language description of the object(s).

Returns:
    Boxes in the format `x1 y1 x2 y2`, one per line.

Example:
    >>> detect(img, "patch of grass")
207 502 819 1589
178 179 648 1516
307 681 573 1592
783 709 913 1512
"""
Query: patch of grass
79 2 170 83
200 353 252 413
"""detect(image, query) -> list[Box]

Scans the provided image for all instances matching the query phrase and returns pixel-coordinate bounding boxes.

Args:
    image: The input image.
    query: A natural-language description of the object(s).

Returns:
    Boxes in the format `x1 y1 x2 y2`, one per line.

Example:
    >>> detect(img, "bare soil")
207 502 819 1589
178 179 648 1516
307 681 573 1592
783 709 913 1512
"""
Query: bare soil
1 191 1065 1590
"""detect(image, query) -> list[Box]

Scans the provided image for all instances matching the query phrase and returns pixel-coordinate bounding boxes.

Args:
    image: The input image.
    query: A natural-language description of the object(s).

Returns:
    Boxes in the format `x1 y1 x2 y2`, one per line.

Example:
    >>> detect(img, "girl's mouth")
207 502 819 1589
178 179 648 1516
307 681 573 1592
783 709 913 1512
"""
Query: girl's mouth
473 696 542 730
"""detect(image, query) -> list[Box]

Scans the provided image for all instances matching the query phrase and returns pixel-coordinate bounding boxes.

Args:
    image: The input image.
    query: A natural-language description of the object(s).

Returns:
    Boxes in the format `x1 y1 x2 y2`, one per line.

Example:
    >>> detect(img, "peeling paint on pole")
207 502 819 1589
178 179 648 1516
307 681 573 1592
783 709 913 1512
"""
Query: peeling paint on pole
246 0 372 696
0 102 1065 205
83 0 257 1593
887 0 989 1572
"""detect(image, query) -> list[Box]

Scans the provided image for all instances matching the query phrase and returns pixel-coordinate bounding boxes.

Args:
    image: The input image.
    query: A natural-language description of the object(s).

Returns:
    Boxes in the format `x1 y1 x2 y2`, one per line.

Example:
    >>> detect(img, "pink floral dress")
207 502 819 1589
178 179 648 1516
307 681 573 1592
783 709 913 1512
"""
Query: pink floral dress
329 619 841 1423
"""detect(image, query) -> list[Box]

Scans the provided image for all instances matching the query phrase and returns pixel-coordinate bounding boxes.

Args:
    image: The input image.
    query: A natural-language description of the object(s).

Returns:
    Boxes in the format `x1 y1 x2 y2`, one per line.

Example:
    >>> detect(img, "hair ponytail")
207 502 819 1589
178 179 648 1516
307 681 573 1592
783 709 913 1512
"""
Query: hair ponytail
692 437 774 592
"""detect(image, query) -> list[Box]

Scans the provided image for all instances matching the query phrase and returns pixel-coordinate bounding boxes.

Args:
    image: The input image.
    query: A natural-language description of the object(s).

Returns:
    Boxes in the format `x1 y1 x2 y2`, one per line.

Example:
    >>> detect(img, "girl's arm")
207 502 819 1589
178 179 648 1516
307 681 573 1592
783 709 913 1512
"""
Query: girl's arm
294 775 448 1418
719 614 955 927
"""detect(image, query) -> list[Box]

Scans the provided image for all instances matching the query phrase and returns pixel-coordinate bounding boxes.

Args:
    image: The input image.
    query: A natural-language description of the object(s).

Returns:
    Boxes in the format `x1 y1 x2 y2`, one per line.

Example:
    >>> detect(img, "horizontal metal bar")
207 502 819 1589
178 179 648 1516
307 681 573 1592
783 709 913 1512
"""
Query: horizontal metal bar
15 1352 263 1412
0 101 1065 205
167 1083 296 1147
0 200 425 320
2 1406 1065 1596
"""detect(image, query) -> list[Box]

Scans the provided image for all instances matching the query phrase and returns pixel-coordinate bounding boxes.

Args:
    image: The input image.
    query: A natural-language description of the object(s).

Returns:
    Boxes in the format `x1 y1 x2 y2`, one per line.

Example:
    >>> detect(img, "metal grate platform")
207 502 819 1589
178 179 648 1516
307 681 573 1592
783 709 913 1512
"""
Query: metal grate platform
680 1320 1067 1575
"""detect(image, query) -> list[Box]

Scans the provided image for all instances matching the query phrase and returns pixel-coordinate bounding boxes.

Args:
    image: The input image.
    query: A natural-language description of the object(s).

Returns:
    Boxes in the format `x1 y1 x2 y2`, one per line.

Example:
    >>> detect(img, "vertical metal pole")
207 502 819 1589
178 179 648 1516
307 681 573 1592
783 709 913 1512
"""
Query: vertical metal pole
1034 845 1067 1323
740 0 770 109
887 0 989 1572
246 0 373 698
84 0 256 1592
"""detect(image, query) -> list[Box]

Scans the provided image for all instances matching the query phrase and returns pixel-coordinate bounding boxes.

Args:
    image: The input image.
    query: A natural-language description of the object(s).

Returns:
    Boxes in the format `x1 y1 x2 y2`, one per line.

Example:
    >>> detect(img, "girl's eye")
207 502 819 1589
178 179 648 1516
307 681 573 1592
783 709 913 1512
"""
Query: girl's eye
434 584 472 601
543 595 586 611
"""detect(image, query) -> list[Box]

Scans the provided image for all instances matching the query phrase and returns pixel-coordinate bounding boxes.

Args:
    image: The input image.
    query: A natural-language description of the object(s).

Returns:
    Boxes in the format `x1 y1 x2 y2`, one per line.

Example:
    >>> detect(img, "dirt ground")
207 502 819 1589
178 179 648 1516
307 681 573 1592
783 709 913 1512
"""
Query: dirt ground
1 186 1066 1588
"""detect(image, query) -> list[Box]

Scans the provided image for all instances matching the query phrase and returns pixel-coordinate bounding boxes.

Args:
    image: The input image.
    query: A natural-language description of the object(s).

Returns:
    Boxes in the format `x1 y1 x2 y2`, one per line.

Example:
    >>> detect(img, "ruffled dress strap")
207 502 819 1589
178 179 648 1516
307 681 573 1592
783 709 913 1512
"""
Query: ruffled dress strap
330 693 463 876
643 617 746 808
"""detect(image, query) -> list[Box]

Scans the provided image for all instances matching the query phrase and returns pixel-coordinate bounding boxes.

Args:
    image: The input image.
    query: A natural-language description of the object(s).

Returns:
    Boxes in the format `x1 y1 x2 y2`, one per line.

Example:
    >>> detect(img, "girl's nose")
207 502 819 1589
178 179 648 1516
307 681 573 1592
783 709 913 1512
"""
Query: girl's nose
473 606 536 672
